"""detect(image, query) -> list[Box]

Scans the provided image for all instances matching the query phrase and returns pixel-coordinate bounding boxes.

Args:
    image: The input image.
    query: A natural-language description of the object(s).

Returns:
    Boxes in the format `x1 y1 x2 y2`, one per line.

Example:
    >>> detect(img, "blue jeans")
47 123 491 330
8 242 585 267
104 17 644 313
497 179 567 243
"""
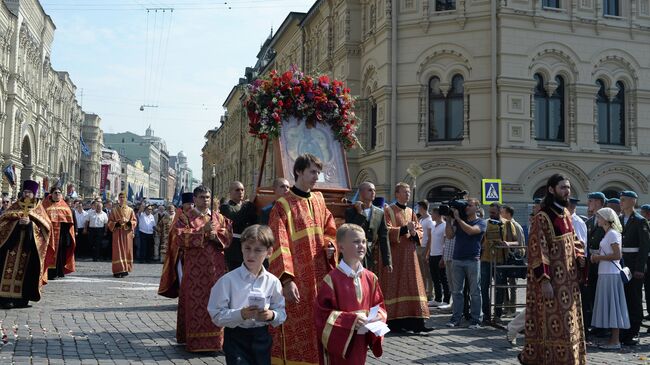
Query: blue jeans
450 259 481 325
480 261 506 320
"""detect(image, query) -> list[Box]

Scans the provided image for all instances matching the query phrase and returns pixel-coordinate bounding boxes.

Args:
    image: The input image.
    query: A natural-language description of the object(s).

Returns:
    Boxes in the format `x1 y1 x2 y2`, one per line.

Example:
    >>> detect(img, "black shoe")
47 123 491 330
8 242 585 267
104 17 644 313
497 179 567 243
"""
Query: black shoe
12 300 30 308
0 301 13 309
412 326 434 333
123 272 129 277
644 314 650 320
622 338 639 346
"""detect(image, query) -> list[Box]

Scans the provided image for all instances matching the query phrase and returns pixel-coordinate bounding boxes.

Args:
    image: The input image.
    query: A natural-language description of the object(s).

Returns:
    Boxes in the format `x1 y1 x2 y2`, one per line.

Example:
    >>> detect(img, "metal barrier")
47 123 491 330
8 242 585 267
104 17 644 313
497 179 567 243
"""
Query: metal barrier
489 244 527 329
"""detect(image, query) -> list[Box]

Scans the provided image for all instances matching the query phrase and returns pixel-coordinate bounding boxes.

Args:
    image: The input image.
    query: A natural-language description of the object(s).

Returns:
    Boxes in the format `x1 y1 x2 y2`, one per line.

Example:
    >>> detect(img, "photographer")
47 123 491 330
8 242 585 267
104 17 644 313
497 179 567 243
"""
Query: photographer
444 198 487 328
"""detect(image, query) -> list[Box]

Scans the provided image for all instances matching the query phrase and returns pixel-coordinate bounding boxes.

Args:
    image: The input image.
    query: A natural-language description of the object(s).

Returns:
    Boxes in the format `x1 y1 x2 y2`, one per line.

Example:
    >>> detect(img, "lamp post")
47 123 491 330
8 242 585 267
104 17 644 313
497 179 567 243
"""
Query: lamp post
406 163 424 210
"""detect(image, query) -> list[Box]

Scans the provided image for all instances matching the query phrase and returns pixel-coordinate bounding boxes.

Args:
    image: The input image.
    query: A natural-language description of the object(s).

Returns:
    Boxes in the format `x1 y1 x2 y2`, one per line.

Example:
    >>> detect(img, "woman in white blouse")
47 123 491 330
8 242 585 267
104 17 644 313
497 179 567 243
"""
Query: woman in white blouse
590 207 630 350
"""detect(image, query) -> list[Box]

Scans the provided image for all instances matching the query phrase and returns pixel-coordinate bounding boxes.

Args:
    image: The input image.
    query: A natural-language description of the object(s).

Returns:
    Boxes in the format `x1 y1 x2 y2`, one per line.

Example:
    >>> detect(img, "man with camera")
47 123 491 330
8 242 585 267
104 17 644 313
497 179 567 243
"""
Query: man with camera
444 198 486 328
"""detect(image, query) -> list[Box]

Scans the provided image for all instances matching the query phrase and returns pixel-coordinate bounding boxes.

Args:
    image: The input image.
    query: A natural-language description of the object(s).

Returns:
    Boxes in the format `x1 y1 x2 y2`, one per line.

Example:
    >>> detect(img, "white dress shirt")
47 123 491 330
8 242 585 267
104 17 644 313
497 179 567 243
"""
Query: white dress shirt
74 209 88 229
208 265 286 329
138 212 156 234
572 213 587 246
87 210 108 228
430 220 446 256
419 215 435 249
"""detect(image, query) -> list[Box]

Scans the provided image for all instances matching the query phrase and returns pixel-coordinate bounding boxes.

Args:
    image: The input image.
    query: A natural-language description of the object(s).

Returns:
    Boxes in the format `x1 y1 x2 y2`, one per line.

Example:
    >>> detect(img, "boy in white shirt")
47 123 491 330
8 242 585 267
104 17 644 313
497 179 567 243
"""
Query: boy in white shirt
208 225 286 365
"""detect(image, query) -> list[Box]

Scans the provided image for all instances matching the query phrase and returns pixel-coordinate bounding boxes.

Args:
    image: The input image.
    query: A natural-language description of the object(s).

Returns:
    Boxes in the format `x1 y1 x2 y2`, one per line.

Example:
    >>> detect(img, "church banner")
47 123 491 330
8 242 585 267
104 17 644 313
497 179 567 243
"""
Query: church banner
100 164 110 190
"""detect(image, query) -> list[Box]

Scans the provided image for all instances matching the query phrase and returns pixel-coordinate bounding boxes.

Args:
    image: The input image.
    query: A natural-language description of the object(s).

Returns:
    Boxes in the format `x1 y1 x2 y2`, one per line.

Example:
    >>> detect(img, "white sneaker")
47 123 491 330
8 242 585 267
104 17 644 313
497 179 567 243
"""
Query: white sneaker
506 333 517 346
428 300 444 307
437 302 451 309
445 321 458 328
468 323 482 330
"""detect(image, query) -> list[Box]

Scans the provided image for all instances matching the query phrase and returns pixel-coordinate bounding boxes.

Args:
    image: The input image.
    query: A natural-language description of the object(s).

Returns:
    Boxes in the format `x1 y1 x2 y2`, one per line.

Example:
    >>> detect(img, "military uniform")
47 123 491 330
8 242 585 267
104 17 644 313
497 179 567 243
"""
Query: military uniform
619 210 650 343
583 214 605 330
219 200 257 271
345 204 391 273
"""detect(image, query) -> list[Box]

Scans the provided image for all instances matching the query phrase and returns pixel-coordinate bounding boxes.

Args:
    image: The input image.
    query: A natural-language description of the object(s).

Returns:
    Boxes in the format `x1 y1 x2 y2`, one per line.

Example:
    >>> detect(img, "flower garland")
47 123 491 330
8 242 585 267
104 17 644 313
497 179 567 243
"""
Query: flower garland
244 66 359 149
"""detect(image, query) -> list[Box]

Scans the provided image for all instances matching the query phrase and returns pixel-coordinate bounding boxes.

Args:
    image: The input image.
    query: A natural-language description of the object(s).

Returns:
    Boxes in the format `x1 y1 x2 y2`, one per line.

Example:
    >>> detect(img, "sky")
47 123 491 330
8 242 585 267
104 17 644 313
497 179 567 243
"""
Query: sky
40 0 312 177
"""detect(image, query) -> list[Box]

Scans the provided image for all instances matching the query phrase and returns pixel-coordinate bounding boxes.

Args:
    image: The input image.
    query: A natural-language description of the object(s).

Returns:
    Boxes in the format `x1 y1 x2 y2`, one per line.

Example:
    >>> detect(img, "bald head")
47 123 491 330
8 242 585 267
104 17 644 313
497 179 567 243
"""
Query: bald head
358 181 376 204
229 181 245 203
273 178 290 199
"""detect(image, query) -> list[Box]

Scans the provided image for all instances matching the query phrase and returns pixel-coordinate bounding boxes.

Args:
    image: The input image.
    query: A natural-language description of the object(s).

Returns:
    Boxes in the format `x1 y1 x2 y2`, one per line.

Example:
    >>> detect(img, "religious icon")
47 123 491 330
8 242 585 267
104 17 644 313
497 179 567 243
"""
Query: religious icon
277 116 350 190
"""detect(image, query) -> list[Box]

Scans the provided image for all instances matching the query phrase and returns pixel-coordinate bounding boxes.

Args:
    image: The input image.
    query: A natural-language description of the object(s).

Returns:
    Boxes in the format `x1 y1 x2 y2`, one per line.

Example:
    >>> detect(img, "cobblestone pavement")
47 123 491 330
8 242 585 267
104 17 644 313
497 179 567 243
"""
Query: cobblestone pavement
1 260 650 364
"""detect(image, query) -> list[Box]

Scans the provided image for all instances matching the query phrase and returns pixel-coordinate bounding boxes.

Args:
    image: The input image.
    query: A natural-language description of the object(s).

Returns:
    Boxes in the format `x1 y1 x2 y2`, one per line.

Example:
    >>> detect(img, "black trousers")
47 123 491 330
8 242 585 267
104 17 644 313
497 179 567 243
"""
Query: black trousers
582 263 599 329
87 227 106 261
621 253 643 341
139 232 155 262
645 256 650 317
223 326 271 365
428 255 450 303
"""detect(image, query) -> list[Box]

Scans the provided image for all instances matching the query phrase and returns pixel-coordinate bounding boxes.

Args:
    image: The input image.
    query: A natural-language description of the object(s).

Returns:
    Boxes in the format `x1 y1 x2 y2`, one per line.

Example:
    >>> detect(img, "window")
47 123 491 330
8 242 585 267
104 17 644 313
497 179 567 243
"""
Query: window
603 0 619 16
596 80 625 145
426 185 463 203
543 0 560 7
436 0 456 11
428 75 464 141
369 102 378 150
534 74 565 142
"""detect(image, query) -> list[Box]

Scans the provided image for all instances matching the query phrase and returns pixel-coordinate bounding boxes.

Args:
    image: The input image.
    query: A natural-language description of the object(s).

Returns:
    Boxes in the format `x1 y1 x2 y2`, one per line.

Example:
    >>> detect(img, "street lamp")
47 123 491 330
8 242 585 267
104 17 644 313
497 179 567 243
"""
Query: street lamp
139 104 159 111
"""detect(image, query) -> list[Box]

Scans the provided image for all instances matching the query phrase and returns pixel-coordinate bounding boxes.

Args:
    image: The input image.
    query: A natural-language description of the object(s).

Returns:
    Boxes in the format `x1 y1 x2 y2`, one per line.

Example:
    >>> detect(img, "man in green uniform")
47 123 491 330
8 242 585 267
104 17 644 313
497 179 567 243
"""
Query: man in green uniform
619 190 650 346
583 192 606 336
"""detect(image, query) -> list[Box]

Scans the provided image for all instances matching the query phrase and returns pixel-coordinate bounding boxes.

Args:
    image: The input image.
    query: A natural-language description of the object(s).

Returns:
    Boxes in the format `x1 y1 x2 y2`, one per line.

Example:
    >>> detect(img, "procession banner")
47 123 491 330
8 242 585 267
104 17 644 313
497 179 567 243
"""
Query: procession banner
100 164 110 190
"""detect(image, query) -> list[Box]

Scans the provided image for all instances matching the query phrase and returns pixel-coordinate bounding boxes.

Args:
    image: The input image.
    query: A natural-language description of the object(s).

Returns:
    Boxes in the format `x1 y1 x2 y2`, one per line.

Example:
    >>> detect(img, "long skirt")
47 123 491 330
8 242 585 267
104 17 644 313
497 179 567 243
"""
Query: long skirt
592 274 630 329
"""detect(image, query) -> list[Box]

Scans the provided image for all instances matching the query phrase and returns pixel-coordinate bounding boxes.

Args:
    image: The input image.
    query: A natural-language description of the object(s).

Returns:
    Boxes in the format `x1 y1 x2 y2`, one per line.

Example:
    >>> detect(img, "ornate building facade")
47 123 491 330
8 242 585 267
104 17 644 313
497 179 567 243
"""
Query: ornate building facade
80 113 103 197
205 0 650 218
0 0 85 197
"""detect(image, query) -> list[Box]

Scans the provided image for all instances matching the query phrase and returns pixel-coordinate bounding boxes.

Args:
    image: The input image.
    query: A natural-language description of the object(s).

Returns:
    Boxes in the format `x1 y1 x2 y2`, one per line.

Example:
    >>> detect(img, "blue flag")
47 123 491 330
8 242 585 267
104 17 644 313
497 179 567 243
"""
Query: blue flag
80 136 91 157
139 186 144 200
3 164 15 186
127 184 134 202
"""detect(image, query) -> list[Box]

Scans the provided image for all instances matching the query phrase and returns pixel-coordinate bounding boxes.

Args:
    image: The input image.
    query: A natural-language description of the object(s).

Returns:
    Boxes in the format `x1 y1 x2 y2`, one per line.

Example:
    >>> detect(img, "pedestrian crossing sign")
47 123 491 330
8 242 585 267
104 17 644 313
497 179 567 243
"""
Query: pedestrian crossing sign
482 179 502 205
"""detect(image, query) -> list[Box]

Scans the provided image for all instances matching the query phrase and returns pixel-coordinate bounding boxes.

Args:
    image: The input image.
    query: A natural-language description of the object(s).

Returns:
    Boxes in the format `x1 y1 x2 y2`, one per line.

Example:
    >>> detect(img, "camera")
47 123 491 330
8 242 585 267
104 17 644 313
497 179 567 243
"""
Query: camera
438 190 469 221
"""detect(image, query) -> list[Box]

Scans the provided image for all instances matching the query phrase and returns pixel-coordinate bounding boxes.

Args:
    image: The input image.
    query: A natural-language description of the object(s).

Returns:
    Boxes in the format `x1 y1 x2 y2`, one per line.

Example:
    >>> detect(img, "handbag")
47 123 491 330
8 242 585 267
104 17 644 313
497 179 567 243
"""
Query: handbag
612 259 632 284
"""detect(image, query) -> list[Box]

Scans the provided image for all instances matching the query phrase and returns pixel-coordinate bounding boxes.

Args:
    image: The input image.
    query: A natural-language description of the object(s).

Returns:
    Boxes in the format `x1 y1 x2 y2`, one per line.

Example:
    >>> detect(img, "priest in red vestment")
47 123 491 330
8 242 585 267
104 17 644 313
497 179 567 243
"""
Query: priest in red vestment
0 180 52 309
519 174 586 365
379 182 432 333
107 192 137 278
42 186 76 279
158 192 194 299
173 186 232 352
268 153 338 365
315 224 387 365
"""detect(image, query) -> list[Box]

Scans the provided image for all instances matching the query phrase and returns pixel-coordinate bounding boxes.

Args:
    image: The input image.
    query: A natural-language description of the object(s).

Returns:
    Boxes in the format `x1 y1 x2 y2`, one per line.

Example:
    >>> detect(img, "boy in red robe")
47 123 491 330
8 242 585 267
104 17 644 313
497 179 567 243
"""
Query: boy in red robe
315 223 387 365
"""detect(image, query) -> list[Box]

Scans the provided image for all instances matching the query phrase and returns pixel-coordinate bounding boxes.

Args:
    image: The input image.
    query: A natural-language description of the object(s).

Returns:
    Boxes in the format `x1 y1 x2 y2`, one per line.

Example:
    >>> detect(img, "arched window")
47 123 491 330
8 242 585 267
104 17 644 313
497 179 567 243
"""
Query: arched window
596 80 625 145
426 185 463 203
543 0 560 8
534 74 565 141
435 0 456 11
368 101 378 150
533 186 547 200
428 75 464 142
604 0 620 16
602 188 621 200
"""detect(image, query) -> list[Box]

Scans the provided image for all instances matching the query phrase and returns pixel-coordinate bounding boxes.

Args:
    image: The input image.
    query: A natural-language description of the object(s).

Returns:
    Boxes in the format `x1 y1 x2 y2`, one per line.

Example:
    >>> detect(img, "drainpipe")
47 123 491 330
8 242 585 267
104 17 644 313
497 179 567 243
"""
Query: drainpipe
390 0 398 189
490 0 498 178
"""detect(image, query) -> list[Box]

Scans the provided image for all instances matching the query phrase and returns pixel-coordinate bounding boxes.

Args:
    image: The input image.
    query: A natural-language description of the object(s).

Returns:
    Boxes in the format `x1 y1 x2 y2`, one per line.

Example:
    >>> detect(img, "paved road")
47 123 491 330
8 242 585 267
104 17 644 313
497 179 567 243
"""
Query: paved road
1 261 649 364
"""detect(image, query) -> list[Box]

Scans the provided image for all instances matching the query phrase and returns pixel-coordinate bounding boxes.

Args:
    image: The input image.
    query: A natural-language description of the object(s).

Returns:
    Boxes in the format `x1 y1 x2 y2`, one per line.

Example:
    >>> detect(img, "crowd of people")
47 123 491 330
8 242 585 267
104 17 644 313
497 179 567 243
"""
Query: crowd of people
3 156 650 365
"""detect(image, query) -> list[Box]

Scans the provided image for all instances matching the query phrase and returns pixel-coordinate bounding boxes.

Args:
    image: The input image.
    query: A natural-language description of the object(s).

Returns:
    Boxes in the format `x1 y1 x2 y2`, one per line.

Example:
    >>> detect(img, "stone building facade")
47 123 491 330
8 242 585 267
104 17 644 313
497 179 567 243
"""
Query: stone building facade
100 148 121 201
80 113 103 197
0 0 85 197
205 0 650 219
